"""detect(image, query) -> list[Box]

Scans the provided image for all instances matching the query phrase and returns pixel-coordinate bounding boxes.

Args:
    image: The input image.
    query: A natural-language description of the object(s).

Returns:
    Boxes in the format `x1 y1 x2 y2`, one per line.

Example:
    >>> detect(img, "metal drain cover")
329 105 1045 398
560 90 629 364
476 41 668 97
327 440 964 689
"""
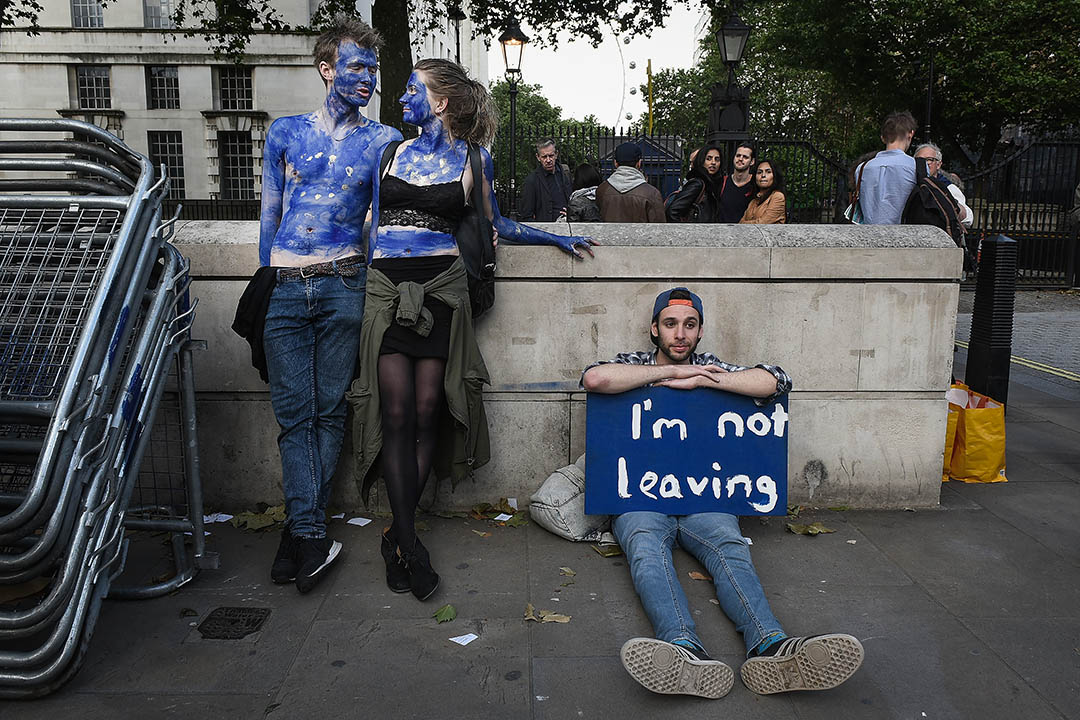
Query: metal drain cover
197 607 271 640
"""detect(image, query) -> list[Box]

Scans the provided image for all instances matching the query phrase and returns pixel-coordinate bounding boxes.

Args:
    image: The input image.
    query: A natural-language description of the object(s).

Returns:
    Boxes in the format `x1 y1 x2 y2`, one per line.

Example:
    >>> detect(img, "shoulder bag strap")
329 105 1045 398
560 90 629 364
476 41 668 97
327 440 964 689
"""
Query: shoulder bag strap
854 160 868 202
379 140 403 179
467 143 485 211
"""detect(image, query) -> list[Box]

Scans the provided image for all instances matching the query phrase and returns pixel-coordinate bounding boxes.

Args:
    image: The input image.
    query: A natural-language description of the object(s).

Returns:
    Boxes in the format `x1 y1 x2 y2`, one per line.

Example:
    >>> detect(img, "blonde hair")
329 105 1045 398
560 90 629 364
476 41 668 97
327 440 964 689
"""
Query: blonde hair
413 58 498 146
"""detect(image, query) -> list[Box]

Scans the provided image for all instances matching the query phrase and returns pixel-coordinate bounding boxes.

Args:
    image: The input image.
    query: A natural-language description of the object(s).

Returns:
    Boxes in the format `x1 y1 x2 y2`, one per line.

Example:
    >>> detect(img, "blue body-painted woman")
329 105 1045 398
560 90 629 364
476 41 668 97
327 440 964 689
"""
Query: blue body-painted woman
362 59 594 602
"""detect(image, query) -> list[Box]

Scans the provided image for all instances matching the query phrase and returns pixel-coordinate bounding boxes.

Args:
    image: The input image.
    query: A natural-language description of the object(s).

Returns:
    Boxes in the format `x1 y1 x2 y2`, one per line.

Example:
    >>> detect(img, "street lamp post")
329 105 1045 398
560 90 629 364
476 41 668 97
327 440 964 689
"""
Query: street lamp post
448 3 466 64
499 16 529 217
706 11 751 163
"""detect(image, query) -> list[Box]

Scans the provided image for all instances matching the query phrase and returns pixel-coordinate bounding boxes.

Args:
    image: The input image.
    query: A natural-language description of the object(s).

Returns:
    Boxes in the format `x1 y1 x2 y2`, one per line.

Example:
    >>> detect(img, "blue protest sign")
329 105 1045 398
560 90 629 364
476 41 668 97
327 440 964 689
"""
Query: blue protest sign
584 386 788 516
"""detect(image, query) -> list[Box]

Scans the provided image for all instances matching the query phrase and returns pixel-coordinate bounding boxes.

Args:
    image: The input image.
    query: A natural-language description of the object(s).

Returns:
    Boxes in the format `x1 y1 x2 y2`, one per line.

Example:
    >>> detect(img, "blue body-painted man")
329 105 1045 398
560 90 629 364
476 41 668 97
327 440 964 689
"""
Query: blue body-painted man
261 18 401 594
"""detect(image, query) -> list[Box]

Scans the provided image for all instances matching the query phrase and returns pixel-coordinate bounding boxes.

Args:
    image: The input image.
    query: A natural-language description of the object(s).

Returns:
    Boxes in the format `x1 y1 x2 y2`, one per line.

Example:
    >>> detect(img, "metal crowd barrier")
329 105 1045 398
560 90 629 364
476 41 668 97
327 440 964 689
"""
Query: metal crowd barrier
0 118 211 698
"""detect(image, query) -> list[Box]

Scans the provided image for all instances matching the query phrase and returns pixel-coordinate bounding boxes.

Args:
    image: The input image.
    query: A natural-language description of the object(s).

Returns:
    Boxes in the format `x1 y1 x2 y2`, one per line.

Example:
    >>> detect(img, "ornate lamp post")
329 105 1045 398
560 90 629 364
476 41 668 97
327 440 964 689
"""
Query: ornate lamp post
448 3 466 64
706 10 751 161
499 16 529 215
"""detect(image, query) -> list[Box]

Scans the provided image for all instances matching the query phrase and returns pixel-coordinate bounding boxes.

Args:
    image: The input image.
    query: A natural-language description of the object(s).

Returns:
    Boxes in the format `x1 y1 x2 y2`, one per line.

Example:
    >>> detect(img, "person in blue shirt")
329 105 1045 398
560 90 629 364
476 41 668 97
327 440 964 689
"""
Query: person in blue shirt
855 111 918 225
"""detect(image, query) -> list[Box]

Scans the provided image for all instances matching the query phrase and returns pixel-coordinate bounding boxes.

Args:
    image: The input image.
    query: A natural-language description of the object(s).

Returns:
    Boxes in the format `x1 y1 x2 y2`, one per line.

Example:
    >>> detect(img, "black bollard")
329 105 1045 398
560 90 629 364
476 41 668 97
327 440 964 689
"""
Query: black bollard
965 235 1016 407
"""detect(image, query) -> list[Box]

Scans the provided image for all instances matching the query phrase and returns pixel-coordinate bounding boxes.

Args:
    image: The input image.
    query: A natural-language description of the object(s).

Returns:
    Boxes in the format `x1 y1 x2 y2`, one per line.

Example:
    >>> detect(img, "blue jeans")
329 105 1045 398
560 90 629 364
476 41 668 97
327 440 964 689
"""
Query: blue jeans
264 270 365 538
613 511 784 655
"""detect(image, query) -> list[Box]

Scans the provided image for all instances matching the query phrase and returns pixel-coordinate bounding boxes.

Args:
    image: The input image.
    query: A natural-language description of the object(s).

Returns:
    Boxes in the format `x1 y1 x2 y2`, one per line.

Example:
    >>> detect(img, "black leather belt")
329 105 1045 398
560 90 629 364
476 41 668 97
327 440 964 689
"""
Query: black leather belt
277 254 365 281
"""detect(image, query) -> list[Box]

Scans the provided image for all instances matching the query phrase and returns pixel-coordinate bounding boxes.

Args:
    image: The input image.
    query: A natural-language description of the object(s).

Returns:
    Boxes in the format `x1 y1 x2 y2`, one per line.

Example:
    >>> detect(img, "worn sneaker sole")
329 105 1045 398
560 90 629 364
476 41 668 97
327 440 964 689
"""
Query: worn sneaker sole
620 638 733 699
740 634 864 694
295 540 343 594
270 568 296 584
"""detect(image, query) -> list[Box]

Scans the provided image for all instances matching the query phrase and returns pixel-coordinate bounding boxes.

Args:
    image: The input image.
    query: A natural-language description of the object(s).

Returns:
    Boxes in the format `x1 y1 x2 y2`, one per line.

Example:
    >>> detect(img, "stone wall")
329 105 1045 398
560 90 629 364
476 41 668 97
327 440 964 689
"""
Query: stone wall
174 221 961 512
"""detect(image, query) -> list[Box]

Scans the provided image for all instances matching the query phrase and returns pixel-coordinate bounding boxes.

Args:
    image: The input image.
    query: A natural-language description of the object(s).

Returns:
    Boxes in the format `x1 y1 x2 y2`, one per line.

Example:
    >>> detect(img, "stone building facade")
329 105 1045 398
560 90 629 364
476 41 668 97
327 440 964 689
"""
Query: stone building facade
0 0 489 201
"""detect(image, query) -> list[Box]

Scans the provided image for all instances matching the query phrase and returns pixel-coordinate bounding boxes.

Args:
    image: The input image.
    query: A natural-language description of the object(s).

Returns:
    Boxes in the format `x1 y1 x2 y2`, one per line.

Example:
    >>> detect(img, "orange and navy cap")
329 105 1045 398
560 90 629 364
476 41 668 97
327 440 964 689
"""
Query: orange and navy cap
652 287 703 323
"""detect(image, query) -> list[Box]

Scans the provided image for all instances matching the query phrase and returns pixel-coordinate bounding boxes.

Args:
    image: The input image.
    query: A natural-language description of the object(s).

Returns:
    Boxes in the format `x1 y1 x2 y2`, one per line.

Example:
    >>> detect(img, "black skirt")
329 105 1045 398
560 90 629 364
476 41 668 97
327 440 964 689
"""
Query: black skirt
371 255 456 359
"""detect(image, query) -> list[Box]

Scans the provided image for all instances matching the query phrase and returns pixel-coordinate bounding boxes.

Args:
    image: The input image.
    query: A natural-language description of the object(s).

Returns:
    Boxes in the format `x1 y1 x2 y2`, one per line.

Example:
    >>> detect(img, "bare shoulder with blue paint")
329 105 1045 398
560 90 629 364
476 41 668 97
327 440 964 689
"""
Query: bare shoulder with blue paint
259 112 401 267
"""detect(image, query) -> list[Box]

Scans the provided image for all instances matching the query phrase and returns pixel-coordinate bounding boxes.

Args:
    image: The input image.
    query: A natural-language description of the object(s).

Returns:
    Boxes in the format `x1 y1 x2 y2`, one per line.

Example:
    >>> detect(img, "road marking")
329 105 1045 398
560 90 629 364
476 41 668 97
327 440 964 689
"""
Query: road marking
955 340 1080 382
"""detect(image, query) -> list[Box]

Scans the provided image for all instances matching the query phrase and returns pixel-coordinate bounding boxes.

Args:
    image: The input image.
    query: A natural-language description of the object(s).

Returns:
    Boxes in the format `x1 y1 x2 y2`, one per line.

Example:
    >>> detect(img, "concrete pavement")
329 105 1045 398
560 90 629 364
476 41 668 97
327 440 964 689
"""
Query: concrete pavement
1 290 1077 719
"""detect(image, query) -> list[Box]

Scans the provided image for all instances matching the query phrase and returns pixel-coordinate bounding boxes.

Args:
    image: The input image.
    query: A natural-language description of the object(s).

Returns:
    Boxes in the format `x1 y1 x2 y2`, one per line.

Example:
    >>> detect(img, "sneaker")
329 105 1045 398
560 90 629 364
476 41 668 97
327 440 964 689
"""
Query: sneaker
740 634 864 695
270 529 298 584
294 536 343 594
620 638 733 699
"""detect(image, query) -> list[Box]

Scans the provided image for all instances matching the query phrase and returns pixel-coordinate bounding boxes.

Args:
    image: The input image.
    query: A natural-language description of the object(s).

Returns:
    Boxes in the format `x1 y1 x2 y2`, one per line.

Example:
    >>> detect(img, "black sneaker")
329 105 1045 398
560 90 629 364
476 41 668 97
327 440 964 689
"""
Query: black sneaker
270 529 298 584
294 536 343 594
620 638 733 699
740 634 864 694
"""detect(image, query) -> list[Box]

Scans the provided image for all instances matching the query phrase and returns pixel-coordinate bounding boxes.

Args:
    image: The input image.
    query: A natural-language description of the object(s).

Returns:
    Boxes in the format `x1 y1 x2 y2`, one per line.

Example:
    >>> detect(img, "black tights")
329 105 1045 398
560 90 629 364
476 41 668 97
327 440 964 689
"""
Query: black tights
378 352 445 552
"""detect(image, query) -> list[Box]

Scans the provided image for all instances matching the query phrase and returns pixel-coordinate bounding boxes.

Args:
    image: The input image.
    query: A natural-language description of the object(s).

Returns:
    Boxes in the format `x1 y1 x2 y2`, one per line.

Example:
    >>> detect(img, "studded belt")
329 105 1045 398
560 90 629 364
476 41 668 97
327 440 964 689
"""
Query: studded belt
277 254 365 282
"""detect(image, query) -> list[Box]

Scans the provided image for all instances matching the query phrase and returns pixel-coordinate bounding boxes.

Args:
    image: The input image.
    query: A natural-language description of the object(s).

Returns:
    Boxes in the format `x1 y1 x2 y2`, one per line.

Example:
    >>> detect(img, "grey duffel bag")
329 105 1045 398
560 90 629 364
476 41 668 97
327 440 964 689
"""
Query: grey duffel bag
529 454 611 542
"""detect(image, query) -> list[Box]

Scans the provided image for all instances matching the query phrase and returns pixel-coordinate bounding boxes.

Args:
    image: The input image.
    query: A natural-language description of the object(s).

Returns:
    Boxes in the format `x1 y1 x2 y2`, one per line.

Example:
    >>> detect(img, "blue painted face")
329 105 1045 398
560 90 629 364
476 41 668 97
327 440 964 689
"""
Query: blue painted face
399 72 435 126
331 41 378 109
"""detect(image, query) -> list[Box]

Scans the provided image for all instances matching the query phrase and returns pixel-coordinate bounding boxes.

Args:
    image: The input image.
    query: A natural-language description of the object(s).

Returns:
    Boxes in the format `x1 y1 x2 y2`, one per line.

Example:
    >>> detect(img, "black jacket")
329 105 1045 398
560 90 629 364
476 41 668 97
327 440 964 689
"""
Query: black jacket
231 266 277 383
665 178 721 223
518 166 571 221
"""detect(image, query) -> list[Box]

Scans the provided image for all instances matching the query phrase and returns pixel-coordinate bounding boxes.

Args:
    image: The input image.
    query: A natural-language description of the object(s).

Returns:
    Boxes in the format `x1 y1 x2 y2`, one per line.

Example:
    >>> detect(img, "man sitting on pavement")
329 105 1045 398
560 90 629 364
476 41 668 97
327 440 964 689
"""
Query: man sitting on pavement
581 287 864 699
595 142 666 223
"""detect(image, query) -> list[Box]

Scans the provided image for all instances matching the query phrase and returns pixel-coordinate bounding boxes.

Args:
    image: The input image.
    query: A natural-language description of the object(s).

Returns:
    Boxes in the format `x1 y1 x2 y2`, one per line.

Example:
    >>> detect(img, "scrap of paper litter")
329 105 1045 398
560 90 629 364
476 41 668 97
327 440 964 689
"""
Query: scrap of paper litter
493 513 513 522
331 513 345 519
508 498 518 510
347 517 372 527
449 633 478 646
203 513 233 523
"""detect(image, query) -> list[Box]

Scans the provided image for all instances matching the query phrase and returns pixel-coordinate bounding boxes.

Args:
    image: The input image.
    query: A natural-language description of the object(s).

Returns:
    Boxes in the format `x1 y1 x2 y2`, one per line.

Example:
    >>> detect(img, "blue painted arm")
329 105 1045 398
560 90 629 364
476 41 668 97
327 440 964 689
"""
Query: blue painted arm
258 119 286 267
478 147 596 259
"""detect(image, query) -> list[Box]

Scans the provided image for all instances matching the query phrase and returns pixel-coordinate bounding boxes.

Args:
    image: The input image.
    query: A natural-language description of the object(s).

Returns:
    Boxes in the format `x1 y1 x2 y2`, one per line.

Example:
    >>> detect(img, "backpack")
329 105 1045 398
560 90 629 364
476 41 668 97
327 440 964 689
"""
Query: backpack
378 140 496 318
902 158 965 250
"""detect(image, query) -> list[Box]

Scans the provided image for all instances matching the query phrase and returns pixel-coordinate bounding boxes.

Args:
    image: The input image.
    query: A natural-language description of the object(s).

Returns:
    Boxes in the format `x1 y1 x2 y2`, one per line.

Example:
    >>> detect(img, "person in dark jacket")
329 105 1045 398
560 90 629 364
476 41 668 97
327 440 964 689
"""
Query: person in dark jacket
665 144 724 222
518 139 571 221
596 143 666 223
567 163 602 222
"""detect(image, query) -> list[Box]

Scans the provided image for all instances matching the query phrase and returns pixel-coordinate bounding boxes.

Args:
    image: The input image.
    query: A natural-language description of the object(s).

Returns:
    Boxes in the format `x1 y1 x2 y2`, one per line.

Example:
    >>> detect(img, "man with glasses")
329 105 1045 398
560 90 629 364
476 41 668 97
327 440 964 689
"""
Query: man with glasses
914 143 972 229
518 139 571 222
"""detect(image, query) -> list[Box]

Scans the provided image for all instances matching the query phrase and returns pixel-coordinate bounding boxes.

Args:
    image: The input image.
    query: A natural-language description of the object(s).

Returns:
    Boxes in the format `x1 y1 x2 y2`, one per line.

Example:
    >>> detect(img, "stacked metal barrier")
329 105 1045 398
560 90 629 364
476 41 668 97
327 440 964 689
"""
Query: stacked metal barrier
0 118 212 697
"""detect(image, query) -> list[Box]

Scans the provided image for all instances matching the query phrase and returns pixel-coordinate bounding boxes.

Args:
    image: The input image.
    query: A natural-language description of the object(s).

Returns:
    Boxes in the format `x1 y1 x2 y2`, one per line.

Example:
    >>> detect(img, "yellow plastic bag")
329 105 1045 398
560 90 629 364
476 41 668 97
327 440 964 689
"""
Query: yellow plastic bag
944 384 1008 483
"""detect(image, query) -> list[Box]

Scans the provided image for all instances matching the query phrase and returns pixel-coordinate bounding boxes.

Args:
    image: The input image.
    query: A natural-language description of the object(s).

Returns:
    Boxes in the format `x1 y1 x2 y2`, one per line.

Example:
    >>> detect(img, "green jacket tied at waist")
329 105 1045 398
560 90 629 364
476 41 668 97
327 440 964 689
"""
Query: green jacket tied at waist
346 256 491 505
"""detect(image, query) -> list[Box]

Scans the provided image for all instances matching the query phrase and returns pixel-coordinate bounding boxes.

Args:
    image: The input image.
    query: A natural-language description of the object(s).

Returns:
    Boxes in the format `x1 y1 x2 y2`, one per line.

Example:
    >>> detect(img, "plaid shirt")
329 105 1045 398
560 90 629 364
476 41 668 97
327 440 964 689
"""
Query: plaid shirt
582 350 792 406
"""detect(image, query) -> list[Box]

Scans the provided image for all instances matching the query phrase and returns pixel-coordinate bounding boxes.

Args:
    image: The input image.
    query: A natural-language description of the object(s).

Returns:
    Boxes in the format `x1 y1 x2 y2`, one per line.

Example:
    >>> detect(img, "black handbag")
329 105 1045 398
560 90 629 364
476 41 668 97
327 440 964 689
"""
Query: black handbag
456 143 496 318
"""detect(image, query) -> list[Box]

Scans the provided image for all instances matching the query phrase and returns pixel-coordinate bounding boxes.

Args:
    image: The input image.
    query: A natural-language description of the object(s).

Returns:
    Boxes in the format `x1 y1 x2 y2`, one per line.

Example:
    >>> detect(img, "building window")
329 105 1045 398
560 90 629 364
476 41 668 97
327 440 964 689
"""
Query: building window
219 131 255 200
144 0 174 29
146 66 180 109
148 131 185 200
215 66 253 111
75 66 111 110
72 0 104 28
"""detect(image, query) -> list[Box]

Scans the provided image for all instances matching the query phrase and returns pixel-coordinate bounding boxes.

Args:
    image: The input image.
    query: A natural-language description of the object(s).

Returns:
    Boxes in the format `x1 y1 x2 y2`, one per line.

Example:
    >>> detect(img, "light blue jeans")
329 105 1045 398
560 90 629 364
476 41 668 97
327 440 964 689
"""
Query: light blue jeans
264 270 365 538
613 511 784 655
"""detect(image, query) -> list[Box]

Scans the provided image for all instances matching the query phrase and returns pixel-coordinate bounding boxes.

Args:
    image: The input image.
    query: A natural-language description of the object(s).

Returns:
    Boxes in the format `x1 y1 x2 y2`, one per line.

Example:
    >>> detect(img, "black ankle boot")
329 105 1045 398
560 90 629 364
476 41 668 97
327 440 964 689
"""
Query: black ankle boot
380 528 411 594
401 536 439 601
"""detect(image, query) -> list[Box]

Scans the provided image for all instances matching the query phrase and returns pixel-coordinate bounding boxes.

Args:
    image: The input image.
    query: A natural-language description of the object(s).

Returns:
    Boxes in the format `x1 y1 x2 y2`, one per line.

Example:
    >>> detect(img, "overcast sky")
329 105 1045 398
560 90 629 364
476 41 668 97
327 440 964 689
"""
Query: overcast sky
485 6 702 128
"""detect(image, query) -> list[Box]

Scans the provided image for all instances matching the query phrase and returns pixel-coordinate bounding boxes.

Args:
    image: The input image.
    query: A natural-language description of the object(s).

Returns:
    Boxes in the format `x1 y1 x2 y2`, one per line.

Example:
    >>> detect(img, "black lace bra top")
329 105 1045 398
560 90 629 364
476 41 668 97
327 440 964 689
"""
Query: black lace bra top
379 174 467 235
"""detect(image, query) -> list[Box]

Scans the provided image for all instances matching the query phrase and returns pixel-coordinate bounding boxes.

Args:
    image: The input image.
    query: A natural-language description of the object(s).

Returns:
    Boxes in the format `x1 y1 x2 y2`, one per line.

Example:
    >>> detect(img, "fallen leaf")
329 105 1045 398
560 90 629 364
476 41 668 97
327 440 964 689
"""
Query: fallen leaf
786 521 836 536
524 603 540 622
505 512 530 528
433 604 457 623
559 567 576 577
495 497 516 515
230 504 286 532
786 504 803 519
592 544 623 558
688 571 712 581
538 610 572 623
432 510 468 519
471 529 492 538
560 581 575 587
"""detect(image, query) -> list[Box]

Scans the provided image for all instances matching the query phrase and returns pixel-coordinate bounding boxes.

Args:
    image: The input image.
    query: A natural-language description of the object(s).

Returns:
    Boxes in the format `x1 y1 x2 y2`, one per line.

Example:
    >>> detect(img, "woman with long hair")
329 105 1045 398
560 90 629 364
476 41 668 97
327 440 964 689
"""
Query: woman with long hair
348 58 594 602
665 144 724 222
739 158 787 224
567 162 602 222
